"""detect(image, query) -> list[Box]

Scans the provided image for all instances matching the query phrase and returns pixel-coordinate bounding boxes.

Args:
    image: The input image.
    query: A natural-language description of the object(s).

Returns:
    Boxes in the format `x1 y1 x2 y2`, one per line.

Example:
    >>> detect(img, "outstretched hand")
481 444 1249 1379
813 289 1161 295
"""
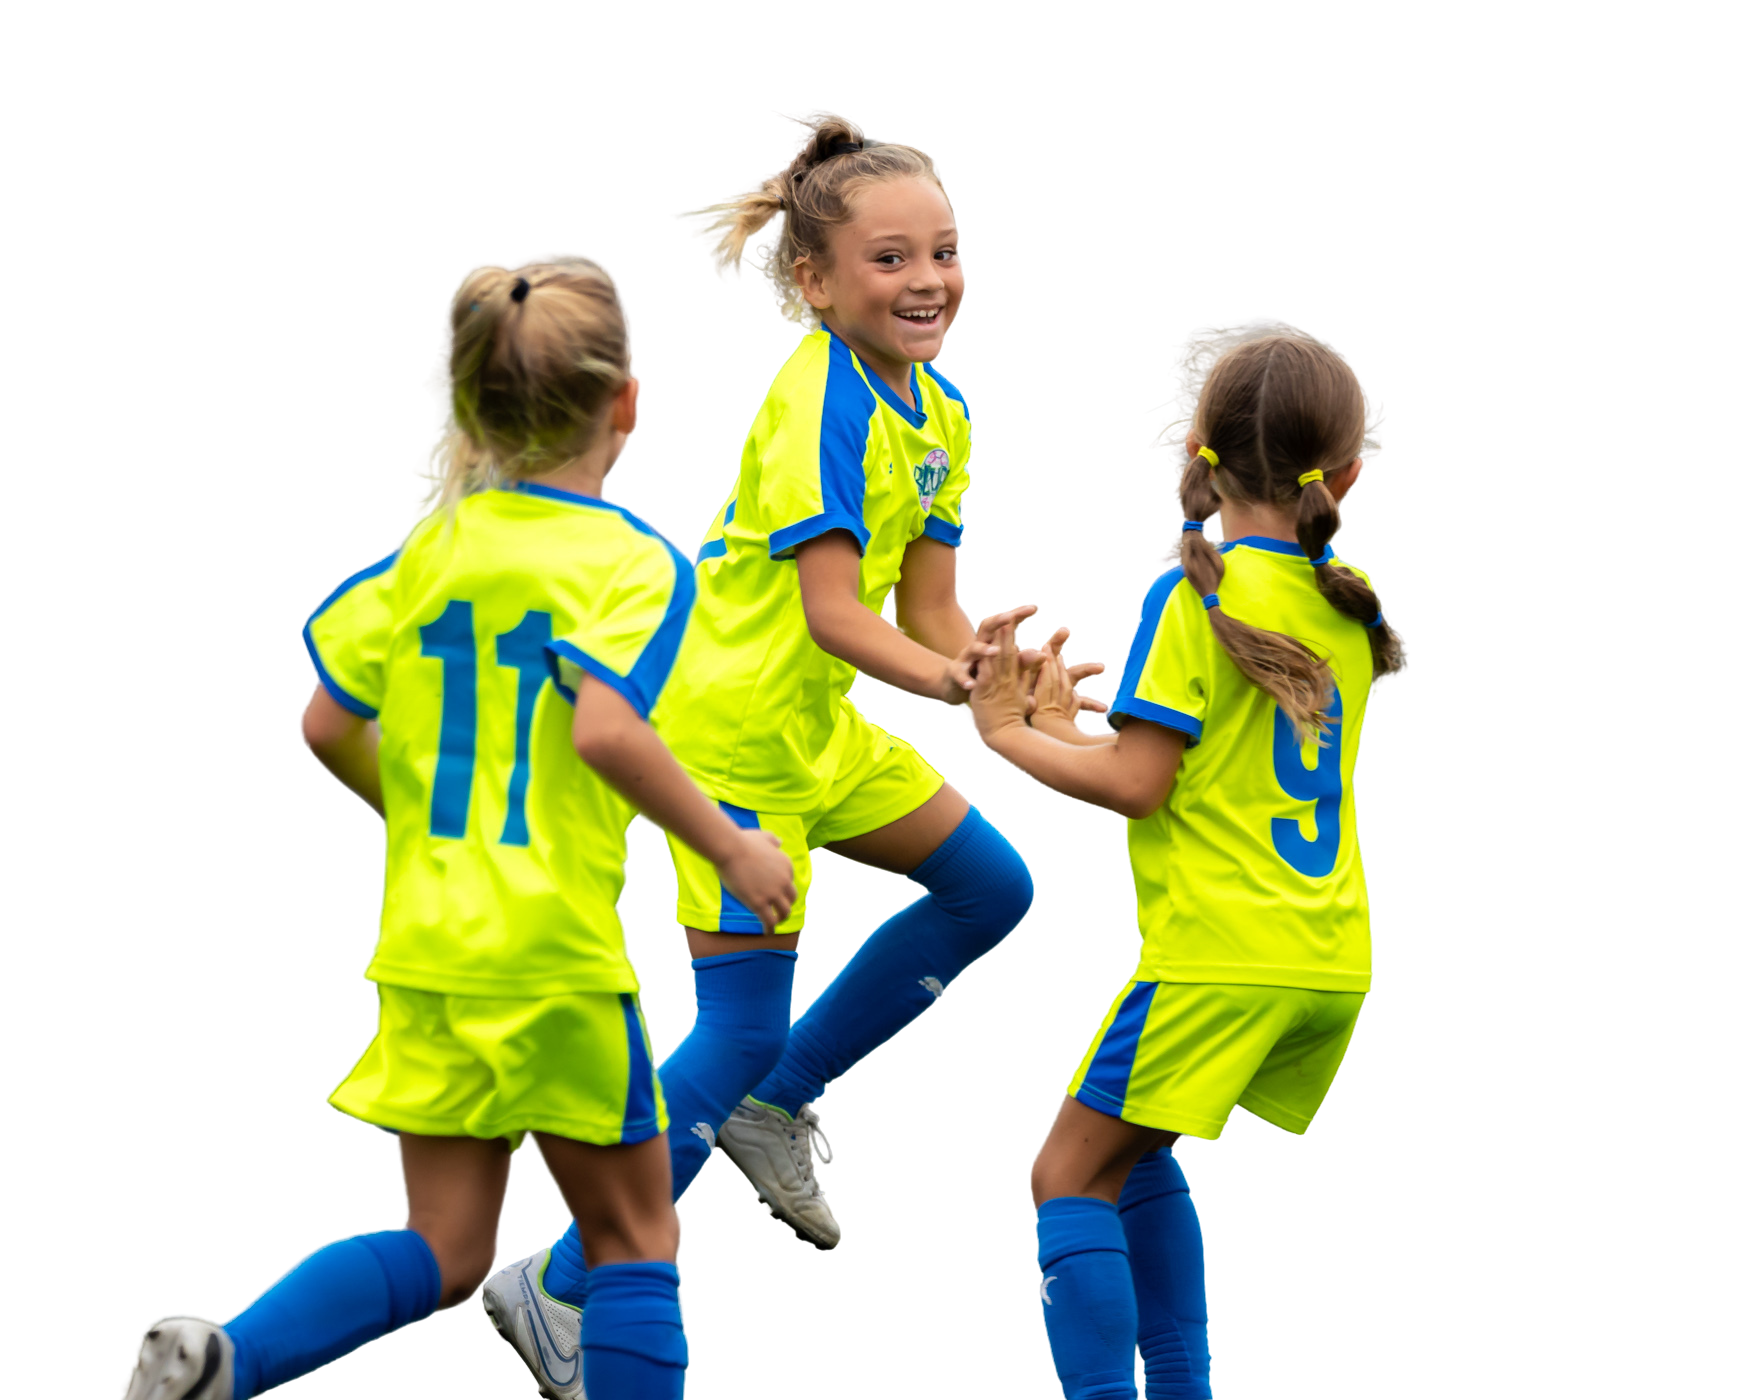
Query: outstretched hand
970 623 1039 742
1028 627 1108 722
943 602 1039 704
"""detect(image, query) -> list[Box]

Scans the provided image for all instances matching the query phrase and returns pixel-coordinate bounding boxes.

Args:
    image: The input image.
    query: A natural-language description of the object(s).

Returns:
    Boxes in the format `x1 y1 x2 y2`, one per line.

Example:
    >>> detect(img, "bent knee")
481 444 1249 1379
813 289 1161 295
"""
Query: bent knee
427 1247 496 1310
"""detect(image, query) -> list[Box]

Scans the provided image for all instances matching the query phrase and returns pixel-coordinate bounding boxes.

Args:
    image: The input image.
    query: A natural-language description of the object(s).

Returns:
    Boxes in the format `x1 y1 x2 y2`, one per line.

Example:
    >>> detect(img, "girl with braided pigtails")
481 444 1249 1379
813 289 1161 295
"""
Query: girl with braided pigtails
970 326 1402 1400
483 116 1091 1400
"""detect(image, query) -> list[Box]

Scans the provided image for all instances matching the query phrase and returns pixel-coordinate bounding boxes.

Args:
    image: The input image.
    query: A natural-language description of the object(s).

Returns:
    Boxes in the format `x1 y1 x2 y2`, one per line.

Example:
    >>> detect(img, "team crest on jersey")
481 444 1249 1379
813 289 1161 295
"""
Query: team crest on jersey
914 450 950 512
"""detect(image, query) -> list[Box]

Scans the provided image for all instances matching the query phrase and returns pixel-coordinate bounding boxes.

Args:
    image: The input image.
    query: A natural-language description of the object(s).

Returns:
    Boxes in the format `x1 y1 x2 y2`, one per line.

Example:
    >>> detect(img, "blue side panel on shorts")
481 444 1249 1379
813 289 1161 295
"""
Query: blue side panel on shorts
1077 982 1160 1115
716 801 768 934
619 995 661 1143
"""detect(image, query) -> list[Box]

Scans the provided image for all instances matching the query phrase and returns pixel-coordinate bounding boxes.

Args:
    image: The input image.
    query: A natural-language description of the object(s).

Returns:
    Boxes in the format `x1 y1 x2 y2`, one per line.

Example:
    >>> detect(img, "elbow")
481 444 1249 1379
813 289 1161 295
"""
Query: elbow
1112 785 1168 822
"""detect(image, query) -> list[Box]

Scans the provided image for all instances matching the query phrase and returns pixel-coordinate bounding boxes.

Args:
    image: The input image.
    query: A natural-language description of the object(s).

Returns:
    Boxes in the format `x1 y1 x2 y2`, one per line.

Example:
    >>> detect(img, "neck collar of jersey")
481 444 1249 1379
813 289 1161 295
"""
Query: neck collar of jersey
821 322 927 428
506 480 609 509
1225 534 1315 559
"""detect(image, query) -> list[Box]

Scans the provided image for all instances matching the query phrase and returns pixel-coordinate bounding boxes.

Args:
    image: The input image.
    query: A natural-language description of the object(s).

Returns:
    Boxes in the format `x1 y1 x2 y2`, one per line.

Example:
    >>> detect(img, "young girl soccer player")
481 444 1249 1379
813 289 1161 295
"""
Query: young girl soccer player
970 327 1405 1400
485 116 1100 1398
119 260 795 1400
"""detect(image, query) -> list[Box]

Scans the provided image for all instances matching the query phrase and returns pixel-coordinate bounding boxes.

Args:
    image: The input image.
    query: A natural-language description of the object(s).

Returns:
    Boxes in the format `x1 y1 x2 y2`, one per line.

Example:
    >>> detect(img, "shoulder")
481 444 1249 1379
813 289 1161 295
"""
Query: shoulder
920 362 970 422
1139 565 1189 624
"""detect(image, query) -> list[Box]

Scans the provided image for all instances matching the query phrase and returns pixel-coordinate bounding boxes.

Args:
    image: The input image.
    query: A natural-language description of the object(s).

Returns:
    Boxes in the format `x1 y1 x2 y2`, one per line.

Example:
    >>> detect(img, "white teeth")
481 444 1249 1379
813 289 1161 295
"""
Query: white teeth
898 308 939 320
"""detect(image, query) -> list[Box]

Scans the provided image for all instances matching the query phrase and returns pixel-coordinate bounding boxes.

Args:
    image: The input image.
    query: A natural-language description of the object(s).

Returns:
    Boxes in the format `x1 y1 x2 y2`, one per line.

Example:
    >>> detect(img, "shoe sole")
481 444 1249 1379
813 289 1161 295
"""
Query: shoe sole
482 1288 570 1400
717 1155 840 1253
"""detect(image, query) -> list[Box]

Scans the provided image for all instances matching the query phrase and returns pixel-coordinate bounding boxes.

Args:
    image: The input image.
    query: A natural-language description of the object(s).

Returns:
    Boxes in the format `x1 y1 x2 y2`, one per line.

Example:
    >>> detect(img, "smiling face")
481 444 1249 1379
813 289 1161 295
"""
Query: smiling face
796 175 962 388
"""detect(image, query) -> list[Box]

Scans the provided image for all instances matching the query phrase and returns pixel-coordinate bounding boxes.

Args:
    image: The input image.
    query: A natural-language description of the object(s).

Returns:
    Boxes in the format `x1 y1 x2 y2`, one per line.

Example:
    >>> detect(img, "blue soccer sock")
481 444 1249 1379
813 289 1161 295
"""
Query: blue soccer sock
580 1262 686 1399
224 1230 440 1398
1118 1150 1210 1400
1037 1196 1139 1400
751 806 1031 1116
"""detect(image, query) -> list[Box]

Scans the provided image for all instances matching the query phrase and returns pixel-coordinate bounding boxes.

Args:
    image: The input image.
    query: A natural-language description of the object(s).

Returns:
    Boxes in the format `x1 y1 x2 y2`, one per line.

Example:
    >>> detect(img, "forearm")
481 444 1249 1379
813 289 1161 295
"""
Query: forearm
984 722 1155 818
1030 713 1117 748
574 697 742 862
897 598 975 660
808 596 954 700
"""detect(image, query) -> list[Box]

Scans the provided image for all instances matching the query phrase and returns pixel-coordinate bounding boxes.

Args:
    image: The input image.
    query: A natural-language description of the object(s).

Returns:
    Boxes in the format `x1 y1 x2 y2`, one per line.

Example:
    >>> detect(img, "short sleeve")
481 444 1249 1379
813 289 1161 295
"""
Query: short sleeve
764 334 878 559
1107 568 1209 743
920 365 970 547
304 552 400 718
544 533 696 720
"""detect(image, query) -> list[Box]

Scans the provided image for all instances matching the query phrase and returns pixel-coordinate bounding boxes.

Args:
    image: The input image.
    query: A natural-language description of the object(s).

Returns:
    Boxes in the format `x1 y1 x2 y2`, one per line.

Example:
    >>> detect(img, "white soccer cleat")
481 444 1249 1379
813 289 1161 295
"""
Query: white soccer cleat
123 1318 234 1400
481 1251 585 1400
716 1098 841 1250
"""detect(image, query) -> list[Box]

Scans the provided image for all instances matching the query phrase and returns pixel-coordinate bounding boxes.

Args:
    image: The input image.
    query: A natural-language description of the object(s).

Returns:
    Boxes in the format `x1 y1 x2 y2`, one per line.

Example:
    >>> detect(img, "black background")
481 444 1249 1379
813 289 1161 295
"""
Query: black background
109 104 1470 1393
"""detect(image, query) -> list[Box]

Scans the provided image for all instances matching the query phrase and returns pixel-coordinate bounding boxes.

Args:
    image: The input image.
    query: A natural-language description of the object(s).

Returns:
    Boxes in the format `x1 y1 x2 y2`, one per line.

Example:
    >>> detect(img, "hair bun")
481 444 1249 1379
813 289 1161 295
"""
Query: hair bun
510 277 530 303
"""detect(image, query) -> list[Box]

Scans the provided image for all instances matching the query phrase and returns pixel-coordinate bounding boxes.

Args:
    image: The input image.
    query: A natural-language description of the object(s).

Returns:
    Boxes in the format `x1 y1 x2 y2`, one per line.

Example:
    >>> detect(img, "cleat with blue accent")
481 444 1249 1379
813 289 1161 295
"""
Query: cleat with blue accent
716 1098 841 1249
123 1318 234 1400
482 1251 584 1400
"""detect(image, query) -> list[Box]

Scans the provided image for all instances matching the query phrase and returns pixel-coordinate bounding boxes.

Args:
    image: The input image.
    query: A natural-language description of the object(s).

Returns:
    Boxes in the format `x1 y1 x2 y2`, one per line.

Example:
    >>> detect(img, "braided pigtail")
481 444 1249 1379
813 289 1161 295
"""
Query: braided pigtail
1294 469 1405 677
1179 447 1335 742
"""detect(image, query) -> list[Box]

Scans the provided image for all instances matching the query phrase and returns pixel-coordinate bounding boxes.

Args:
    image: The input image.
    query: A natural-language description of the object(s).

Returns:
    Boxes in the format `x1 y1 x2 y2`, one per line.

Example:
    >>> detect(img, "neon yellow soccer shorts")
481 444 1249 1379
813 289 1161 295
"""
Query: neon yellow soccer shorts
1068 980 1365 1139
330 984 668 1149
668 699 943 934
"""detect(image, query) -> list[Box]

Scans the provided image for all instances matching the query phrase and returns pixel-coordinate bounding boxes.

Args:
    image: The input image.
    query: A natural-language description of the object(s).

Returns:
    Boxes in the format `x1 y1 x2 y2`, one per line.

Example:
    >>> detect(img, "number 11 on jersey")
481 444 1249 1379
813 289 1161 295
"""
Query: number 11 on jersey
418 600 555 846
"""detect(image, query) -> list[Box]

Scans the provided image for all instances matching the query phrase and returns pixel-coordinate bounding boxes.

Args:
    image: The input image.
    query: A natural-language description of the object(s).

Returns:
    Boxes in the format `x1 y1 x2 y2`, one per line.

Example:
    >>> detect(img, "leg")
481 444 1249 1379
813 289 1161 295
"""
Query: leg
218 1135 498 1398
750 787 1033 1115
538 1133 685 1398
1033 1099 1173 1400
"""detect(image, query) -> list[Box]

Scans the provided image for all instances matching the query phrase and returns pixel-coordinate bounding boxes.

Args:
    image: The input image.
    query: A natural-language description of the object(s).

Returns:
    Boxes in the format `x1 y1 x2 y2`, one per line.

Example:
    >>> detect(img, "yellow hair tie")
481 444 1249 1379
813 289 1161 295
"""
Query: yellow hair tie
1297 470 1324 487
1197 446 1219 468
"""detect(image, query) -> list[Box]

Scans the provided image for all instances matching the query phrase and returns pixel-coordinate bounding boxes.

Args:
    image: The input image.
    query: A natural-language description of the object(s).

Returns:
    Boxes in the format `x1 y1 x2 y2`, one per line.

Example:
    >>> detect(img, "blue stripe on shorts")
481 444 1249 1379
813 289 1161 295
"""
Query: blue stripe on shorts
1076 982 1159 1116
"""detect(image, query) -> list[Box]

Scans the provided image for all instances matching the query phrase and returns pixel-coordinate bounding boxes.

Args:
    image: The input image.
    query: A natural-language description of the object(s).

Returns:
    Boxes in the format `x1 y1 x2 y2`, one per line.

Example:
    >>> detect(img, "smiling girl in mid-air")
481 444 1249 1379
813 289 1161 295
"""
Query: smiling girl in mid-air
483 116 1103 1399
970 326 1404 1399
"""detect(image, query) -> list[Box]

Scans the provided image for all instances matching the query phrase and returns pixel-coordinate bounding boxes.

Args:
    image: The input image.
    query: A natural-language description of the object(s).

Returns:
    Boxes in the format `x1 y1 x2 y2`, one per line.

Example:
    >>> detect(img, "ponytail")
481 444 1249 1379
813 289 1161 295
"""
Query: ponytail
1293 470 1406 677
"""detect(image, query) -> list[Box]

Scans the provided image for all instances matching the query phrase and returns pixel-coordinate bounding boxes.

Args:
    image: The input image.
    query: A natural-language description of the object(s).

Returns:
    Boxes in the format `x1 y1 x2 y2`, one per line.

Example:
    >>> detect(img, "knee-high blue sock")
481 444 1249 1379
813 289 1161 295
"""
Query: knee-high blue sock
581 1262 686 1399
542 949 796 1309
752 806 1031 1116
1119 1150 1210 1399
1037 1197 1138 1400
224 1230 440 1398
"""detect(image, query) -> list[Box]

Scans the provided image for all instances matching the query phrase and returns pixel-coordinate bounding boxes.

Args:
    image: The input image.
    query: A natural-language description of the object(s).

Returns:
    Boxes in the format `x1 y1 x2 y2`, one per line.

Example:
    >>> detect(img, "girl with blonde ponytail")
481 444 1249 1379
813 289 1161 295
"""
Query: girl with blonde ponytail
969 324 1401 1400
119 260 795 1400
495 117 1092 1385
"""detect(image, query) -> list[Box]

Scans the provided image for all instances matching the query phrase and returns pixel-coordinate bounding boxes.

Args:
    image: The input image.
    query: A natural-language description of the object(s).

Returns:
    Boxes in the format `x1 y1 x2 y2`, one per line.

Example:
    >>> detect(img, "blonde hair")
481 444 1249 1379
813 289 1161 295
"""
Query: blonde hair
1175 325 1404 741
699 114 943 324
433 259 630 505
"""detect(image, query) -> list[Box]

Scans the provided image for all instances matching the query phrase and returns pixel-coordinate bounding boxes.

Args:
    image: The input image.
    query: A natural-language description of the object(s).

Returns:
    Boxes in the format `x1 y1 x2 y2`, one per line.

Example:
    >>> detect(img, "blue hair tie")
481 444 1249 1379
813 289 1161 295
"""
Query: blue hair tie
1202 593 1220 611
1366 613 1384 629
1182 520 1204 533
1310 545 1335 567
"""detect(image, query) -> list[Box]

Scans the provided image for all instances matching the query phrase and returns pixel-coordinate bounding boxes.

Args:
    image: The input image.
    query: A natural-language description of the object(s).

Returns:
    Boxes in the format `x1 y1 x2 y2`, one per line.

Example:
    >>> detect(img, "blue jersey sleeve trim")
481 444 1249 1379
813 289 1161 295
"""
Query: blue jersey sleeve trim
1110 567 1184 713
921 515 964 547
544 640 649 717
807 334 875 543
301 549 398 720
921 363 969 421
696 538 727 562
1109 696 1204 742
770 510 872 559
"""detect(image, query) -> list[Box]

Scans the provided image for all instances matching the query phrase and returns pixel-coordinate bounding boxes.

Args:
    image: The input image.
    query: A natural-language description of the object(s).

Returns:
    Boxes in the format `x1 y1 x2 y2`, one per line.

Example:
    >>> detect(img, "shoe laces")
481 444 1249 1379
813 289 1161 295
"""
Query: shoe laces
787 1113 833 1190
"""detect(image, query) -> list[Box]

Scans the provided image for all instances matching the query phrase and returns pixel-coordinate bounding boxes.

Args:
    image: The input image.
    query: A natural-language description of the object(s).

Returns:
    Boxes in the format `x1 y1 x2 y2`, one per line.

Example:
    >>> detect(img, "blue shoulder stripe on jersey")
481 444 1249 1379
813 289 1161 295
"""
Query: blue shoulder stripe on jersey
301 550 399 719
921 363 968 420
922 516 964 547
1075 981 1159 1113
696 498 735 564
824 322 927 427
1106 565 1207 744
771 333 875 557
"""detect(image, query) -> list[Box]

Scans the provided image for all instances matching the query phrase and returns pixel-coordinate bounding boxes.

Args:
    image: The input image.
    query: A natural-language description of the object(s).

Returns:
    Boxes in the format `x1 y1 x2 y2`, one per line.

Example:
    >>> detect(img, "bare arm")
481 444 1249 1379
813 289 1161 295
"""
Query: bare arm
795 530 1034 705
894 535 976 657
971 627 1184 819
303 685 384 815
572 676 795 931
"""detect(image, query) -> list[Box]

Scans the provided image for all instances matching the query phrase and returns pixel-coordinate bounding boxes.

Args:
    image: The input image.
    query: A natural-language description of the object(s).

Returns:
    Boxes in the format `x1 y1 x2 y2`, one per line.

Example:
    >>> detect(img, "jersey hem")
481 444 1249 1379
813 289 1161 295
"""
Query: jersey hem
1131 962 1371 994
363 962 642 999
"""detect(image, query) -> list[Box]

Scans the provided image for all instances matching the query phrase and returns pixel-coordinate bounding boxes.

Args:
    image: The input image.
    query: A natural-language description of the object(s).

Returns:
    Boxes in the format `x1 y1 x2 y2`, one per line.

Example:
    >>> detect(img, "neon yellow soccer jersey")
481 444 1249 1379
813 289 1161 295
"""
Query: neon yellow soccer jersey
1108 537 1377 993
654 324 971 812
303 482 695 998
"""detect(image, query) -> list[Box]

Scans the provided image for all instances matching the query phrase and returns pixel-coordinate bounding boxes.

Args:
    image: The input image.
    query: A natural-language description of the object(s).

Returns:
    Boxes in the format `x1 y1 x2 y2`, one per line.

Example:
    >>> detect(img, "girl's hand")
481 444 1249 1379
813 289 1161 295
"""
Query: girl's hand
970 623 1038 742
1028 627 1109 723
938 602 1039 704
714 827 797 935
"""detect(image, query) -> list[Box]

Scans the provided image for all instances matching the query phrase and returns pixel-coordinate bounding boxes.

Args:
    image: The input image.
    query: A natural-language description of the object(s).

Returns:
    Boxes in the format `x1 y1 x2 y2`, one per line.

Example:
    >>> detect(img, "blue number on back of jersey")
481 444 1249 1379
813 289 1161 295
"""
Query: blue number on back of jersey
420 602 553 843
1270 686 1343 878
